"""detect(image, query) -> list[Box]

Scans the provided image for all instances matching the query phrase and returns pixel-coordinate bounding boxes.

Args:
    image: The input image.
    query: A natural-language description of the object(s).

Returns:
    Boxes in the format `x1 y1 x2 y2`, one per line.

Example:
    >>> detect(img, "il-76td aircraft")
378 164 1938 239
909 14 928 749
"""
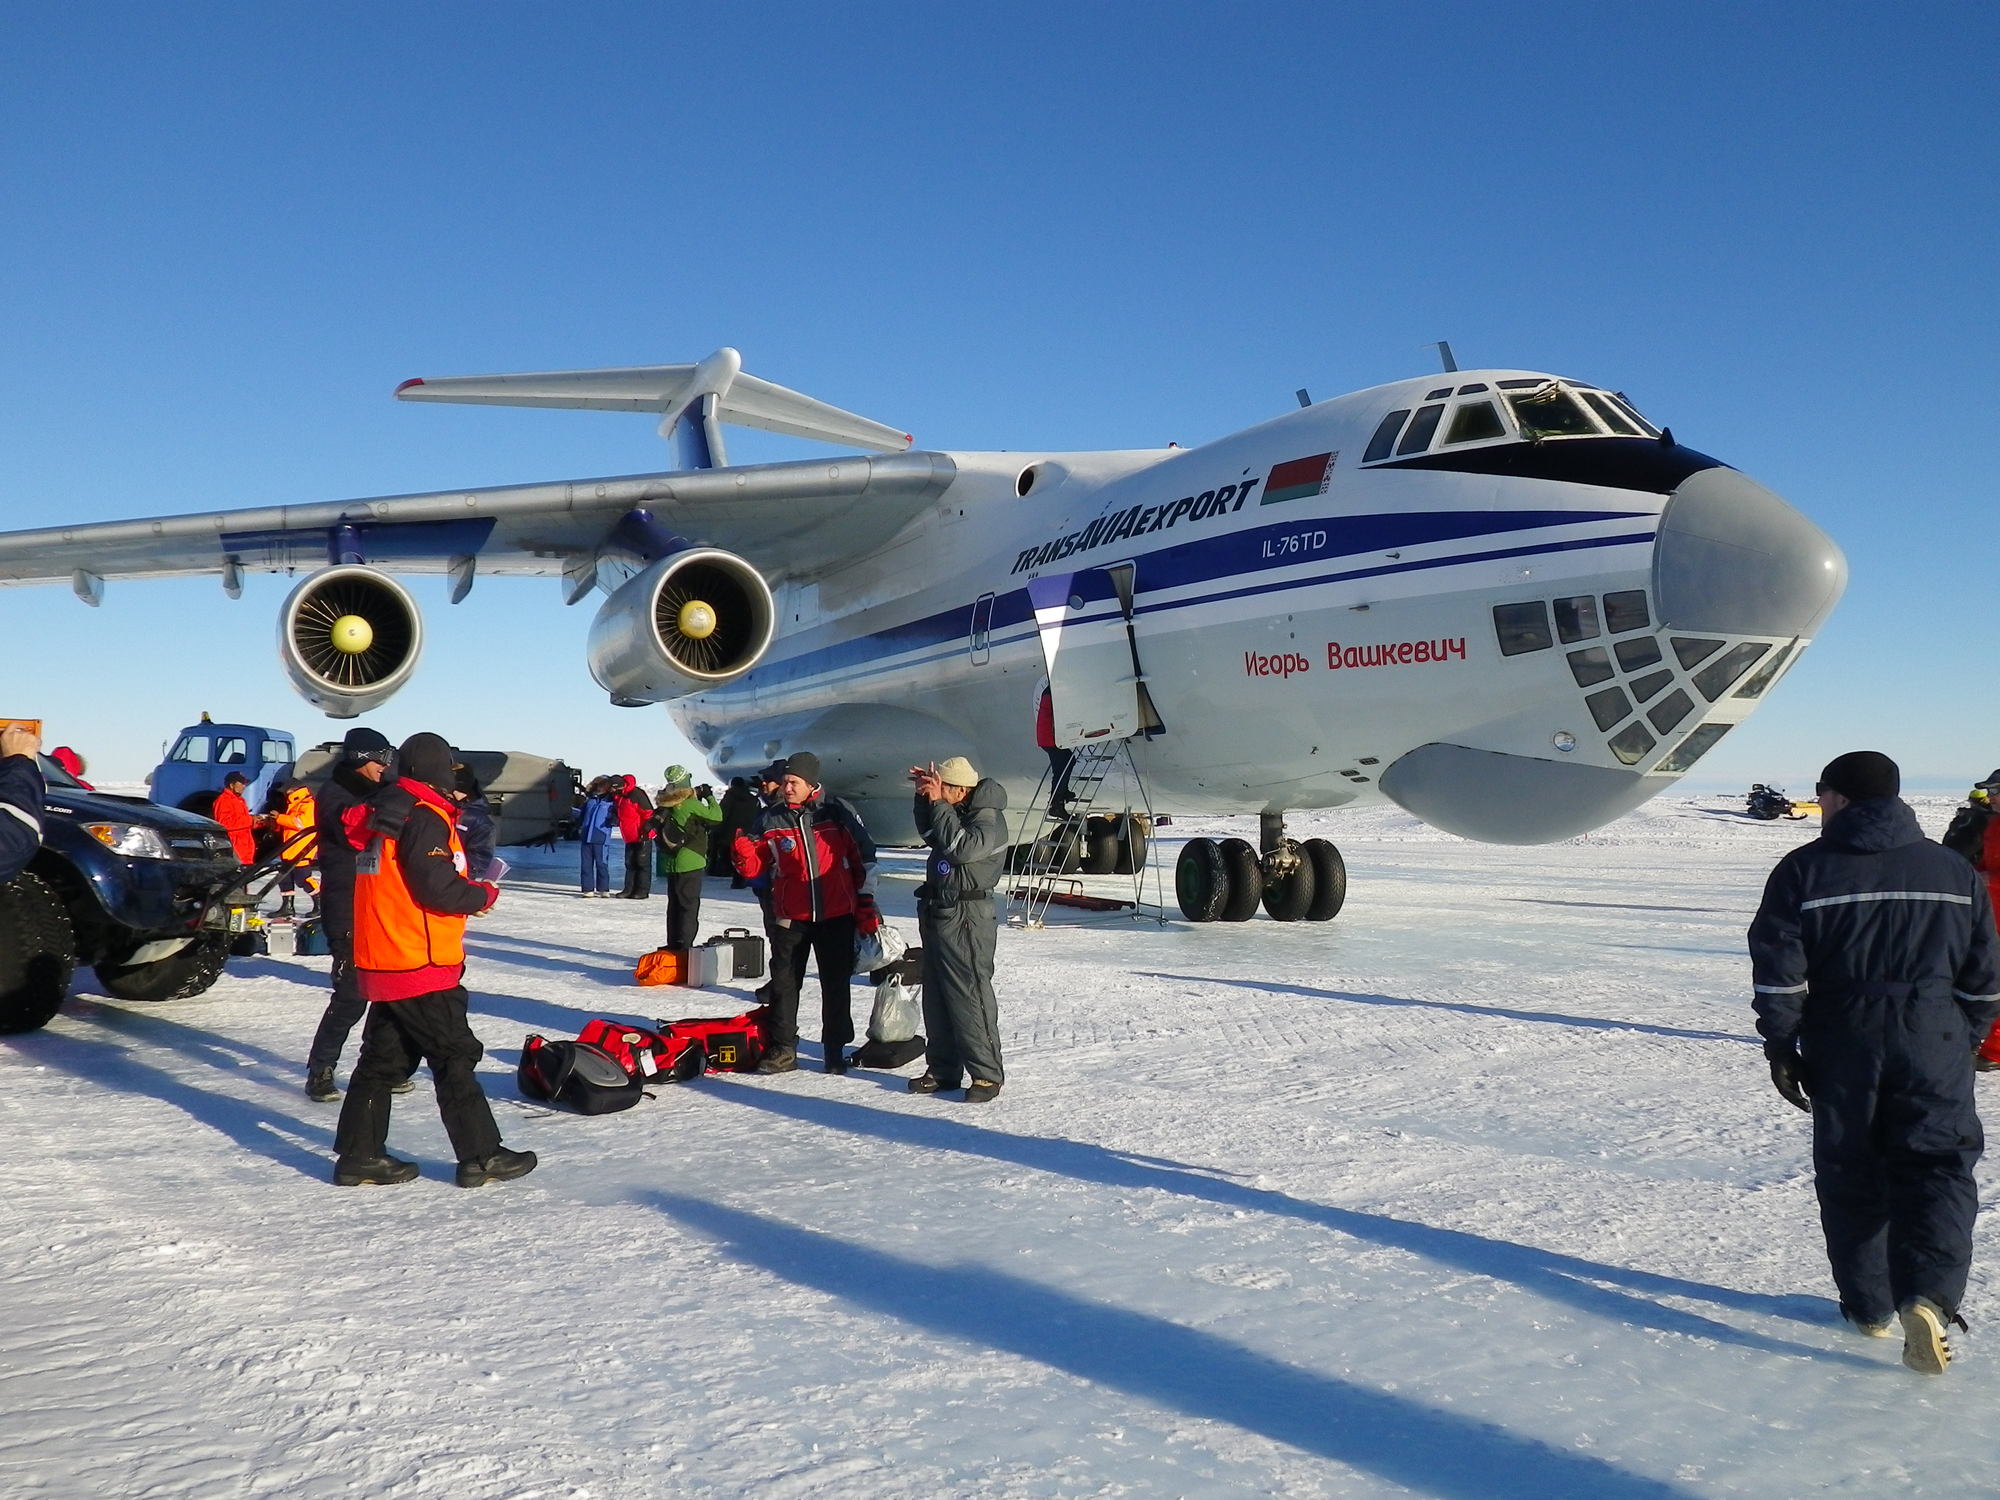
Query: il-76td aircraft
0 348 1845 922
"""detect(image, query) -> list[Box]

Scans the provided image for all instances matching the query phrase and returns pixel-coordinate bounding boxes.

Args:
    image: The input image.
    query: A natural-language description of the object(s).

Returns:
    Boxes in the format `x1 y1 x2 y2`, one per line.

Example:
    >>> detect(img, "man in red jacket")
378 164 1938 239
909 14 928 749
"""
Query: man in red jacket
731 751 876 1074
211 771 257 864
613 773 655 899
332 731 535 1189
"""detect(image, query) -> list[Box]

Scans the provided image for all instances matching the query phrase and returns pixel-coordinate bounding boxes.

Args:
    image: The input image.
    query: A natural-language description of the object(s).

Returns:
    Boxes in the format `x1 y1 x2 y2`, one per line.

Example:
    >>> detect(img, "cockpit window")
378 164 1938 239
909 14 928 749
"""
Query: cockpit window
1609 392 1661 437
1363 409 1410 463
1580 391 1642 436
1396 404 1446 455
1507 383 1602 439
1441 401 1505 445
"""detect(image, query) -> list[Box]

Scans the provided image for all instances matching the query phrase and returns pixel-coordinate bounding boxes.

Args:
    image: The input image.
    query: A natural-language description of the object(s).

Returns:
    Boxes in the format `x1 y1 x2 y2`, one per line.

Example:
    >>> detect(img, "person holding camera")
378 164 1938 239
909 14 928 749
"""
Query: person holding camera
906 756 1010 1103
655 765 721 949
0 722 46 884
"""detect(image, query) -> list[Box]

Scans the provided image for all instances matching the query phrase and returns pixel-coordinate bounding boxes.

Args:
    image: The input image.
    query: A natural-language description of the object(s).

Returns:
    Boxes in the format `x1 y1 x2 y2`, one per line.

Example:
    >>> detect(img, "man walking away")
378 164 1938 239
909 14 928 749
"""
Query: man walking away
907 757 1009 1103
731 751 875 1074
332 732 535 1189
304 728 397 1102
614 774 655 898
1750 750 2000 1373
656 766 721 949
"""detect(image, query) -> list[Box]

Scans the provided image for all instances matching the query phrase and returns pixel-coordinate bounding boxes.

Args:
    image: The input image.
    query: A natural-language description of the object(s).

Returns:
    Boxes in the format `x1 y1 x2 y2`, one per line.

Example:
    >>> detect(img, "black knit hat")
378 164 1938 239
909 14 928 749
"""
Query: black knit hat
757 762 786 785
783 751 822 786
398 732 456 795
340 726 394 764
1818 750 1900 802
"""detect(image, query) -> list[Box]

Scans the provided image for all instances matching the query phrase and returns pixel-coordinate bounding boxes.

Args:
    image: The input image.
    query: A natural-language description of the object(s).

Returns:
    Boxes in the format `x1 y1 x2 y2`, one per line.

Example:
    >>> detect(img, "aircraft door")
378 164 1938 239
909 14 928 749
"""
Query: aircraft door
1030 567 1142 747
968 592 994 665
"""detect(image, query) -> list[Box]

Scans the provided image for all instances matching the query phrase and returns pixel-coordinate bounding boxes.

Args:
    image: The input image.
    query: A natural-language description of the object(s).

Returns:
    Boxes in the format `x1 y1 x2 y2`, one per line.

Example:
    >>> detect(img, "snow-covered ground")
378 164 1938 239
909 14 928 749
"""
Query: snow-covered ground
4 796 1997 1498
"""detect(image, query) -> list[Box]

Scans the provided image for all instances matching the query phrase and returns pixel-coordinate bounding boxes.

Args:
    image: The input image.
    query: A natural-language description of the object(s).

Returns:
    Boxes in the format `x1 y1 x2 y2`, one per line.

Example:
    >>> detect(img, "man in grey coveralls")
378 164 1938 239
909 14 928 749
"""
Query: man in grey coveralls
907 756 1009 1103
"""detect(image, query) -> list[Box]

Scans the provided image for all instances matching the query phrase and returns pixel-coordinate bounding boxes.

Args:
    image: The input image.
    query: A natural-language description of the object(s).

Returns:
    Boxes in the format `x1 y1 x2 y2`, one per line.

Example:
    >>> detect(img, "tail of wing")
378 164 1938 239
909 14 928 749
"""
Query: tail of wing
394 347 911 468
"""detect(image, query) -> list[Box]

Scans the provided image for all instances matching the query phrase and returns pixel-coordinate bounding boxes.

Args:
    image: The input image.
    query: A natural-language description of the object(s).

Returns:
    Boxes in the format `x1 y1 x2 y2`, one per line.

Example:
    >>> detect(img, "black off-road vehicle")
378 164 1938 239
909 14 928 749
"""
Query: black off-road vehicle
0 756 255 1033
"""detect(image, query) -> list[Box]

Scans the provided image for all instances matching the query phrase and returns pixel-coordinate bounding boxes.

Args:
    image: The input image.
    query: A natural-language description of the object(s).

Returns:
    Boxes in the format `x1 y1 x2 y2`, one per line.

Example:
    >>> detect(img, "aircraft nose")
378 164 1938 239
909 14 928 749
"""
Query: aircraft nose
1652 467 1846 637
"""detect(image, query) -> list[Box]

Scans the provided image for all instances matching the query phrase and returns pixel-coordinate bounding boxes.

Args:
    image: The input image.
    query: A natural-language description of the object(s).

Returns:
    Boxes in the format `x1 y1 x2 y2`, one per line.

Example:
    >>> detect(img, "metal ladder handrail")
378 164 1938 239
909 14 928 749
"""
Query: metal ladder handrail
1006 739 1167 929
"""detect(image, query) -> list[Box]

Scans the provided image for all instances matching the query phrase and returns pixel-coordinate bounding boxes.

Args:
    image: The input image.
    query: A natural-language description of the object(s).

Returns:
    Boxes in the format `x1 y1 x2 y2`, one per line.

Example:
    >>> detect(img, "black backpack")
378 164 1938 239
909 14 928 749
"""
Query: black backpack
517 1035 647 1114
1942 803 1993 865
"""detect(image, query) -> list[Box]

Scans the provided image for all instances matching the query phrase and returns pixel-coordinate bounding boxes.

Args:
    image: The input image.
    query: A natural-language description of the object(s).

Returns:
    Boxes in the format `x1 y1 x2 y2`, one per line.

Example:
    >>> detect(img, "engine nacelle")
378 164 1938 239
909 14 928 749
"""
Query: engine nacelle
587 548 776 704
278 565 425 719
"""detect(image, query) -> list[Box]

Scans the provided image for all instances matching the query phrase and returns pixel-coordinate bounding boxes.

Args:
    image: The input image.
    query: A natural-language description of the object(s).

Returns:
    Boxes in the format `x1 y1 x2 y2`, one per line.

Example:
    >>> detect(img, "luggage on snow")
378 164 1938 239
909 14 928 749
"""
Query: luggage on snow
517 1034 649 1114
634 944 721 987
705 926 766 980
576 1017 704 1084
658 1006 770 1073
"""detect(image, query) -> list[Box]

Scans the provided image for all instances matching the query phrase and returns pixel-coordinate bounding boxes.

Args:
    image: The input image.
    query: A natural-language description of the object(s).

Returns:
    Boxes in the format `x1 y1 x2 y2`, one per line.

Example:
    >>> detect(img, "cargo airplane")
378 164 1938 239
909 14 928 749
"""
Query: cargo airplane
0 348 1845 922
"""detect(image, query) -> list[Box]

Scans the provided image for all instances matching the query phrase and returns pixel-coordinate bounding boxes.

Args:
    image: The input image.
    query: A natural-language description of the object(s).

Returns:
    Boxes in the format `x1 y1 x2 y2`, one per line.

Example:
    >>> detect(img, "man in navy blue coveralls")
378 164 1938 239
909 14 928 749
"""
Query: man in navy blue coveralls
1750 750 2000 1374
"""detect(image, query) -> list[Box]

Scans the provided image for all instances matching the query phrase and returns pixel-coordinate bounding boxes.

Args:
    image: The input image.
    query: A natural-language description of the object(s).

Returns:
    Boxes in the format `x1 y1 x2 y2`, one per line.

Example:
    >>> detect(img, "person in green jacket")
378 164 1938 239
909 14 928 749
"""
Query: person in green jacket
655 766 723 949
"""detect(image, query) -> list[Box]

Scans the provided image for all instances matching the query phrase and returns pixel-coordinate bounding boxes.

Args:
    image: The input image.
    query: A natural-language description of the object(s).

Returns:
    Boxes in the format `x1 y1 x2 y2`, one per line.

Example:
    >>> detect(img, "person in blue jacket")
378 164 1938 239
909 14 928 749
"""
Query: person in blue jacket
1750 750 2000 1375
577 776 616 896
0 722 45 884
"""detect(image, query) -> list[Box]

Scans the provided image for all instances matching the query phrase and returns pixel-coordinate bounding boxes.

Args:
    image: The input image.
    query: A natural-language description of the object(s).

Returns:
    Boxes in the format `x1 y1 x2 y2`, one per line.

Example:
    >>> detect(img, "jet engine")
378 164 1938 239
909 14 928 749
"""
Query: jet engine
277 565 425 719
587 548 776 704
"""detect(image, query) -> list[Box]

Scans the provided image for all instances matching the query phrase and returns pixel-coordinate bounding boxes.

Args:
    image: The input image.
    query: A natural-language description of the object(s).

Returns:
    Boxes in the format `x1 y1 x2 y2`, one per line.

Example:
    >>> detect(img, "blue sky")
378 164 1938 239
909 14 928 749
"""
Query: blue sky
2 4 1994 797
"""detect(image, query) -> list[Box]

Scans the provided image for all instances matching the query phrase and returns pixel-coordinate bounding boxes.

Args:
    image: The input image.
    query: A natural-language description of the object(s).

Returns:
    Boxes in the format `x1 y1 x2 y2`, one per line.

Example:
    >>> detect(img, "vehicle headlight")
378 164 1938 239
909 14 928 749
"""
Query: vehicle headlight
84 823 174 860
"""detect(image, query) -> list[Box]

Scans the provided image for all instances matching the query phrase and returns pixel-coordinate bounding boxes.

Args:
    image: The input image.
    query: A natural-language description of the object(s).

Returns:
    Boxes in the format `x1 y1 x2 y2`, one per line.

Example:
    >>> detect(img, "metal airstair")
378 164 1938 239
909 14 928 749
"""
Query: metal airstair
1006 738 1168 929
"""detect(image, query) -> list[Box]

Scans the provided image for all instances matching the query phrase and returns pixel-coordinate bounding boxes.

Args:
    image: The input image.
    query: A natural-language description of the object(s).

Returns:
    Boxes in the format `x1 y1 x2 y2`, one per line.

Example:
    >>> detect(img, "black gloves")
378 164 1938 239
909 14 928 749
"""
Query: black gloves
1764 1037 1811 1112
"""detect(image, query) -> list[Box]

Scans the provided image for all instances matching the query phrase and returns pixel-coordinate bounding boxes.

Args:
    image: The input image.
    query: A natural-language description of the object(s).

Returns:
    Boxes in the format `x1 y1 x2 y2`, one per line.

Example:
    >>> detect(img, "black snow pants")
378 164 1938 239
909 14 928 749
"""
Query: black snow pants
665 870 705 950
918 894 1003 1087
306 908 365 1075
1804 985 1985 1319
334 986 503 1165
766 914 857 1054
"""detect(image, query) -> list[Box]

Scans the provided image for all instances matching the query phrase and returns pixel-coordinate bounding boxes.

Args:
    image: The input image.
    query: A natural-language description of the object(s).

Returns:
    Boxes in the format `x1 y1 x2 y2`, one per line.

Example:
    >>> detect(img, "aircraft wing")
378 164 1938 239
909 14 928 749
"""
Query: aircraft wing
0 450 957 591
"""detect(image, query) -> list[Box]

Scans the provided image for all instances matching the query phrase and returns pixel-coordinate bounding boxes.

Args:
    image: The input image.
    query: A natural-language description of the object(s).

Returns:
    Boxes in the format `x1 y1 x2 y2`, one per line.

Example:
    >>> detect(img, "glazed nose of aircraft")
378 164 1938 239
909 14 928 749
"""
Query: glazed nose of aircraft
1651 466 1846 637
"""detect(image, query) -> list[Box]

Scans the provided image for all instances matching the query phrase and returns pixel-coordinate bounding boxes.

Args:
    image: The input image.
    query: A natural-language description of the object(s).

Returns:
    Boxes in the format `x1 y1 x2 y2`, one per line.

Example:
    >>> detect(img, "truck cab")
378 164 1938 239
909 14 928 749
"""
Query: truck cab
150 716 297 816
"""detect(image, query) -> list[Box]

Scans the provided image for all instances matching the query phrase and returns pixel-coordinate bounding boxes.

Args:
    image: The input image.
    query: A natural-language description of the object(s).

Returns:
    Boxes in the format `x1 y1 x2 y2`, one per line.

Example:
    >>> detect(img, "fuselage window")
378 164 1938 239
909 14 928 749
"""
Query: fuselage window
1442 401 1506 445
1586 686 1632 731
1580 392 1642 436
1455 383 1489 394
1602 590 1651 634
1614 636 1662 672
1553 594 1600 643
1656 721 1731 773
1733 641 1796 699
1567 647 1613 687
1607 721 1657 766
1396 403 1446 455
1493 601 1553 656
1425 387 1454 400
1507 385 1602 439
1693 641 1771 700
1363 409 1411 463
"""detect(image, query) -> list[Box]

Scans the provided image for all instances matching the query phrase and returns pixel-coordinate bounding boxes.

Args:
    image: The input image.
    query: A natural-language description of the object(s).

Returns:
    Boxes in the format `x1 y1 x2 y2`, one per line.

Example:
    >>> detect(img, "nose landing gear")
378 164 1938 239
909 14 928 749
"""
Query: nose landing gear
1175 813 1346 924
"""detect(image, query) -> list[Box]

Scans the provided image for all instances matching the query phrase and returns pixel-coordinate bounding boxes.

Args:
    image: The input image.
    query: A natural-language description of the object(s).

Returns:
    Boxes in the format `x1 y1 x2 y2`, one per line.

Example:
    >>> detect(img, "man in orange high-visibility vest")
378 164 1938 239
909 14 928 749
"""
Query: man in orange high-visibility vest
332 731 536 1189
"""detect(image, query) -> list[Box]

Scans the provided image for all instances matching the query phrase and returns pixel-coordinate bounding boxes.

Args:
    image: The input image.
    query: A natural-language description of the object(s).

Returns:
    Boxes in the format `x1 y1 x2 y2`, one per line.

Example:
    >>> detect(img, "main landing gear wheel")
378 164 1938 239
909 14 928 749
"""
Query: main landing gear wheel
1260 841 1317 922
1217 838 1263 921
1302 838 1347 922
1082 816 1121 875
1175 838 1231 923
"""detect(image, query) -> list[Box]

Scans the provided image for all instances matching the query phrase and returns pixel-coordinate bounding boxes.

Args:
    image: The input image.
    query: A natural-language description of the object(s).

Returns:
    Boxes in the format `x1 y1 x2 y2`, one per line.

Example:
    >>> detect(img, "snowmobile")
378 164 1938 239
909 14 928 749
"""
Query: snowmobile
1746 784 1811 821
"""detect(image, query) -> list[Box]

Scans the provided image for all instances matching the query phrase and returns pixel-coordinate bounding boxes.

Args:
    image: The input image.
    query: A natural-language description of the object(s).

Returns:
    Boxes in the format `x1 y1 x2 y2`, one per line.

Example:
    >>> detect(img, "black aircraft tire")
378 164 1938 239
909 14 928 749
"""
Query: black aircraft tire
1303 839 1347 922
1261 845 1316 921
94 934 231 1004
1112 815 1149 876
0 874 77 1034
1218 838 1264 922
1175 838 1230 923
1081 816 1121 875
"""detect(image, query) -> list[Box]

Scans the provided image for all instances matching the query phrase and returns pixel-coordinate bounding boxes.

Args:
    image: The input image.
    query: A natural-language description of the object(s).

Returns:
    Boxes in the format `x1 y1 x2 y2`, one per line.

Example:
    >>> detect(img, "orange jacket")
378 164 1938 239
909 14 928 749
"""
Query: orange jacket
212 786 256 863
349 778 497 1001
272 784 317 865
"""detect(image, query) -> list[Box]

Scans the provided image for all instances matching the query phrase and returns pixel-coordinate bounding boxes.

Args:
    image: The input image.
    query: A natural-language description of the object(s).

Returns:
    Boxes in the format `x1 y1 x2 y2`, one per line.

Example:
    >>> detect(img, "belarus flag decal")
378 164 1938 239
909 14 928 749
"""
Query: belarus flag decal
1262 451 1336 504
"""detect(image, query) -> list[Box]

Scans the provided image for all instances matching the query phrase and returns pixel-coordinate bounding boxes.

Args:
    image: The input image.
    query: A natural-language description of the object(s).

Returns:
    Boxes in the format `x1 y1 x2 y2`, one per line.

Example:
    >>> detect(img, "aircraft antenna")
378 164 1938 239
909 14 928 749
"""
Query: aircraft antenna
1433 341 1458 373
1295 388 1312 408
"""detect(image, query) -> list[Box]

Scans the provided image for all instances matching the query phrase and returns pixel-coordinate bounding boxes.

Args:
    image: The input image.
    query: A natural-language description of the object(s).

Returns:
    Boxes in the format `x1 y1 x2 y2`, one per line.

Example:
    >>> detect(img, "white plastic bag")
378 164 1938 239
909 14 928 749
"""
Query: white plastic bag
852 921 907 976
868 975 922 1044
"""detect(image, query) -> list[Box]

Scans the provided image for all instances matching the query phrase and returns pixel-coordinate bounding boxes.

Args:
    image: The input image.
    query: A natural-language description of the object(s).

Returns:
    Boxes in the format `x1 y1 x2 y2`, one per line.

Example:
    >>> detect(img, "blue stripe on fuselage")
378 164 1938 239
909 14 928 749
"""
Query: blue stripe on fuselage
720 507 1652 700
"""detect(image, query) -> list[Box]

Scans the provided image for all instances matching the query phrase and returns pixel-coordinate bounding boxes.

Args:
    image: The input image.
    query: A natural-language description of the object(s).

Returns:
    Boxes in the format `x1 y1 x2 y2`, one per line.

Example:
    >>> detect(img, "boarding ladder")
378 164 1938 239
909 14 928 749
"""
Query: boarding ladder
1006 738 1168 930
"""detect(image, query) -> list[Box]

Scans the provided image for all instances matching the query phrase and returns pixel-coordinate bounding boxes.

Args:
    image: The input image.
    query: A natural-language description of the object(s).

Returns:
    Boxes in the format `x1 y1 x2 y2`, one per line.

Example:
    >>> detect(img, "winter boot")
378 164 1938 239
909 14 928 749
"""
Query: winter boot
907 1074 945 1094
754 1045 797 1075
332 1153 419 1187
277 894 298 920
823 1052 849 1075
1839 1303 1895 1339
1899 1296 1964 1374
390 1075 417 1095
304 1068 340 1103
456 1148 539 1189
964 1080 1003 1104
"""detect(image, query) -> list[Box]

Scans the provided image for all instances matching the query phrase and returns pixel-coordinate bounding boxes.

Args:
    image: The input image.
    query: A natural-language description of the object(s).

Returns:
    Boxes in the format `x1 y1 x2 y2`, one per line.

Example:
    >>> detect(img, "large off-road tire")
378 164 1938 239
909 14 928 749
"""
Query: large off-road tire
94 934 231 1003
1303 838 1347 922
1081 816 1121 875
1175 838 1230 922
1218 838 1264 922
1112 815 1149 876
1260 842 1317 921
0 873 77 1034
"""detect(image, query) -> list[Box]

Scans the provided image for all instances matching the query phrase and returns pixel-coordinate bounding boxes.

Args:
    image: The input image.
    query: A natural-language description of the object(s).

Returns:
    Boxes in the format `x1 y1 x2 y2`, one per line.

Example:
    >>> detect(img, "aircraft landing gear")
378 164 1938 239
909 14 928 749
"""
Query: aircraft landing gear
1175 814 1345 924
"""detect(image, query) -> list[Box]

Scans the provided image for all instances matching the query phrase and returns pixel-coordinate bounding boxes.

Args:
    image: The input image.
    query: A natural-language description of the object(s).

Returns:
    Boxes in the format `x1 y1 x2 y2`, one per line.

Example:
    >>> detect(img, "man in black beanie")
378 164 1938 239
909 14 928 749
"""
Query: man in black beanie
303 726 397 1103
333 731 534 1188
1750 749 2000 1373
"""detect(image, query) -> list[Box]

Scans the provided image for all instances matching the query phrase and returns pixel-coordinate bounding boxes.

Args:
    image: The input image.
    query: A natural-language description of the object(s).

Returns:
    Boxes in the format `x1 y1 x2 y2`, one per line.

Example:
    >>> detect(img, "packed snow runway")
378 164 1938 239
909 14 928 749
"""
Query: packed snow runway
3 798 1996 1498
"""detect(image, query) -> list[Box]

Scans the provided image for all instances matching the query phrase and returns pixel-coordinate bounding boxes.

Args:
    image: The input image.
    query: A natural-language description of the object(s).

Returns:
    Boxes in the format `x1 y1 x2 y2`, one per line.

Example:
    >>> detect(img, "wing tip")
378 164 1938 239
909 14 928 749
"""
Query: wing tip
394 377 425 397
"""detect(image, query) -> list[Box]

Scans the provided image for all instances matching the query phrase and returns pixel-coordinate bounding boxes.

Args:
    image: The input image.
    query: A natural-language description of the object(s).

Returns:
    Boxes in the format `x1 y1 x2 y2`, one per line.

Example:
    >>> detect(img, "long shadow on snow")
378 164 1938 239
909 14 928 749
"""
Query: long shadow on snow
1139 971 1750 1046
465 939 635 989
1510 899 1728 915
4 1011 328 1179
645 1189 1698 1500
703 1086 1861 1367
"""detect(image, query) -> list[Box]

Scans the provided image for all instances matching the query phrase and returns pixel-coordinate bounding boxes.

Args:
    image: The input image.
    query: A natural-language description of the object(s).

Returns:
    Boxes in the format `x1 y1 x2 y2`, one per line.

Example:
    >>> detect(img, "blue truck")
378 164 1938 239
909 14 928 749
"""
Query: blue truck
148 715 297 816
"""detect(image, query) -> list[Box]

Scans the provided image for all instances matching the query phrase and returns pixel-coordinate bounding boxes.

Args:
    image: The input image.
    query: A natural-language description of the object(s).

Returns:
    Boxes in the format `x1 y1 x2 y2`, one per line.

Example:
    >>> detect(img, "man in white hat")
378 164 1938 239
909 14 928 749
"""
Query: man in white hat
906 756 1010 1102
